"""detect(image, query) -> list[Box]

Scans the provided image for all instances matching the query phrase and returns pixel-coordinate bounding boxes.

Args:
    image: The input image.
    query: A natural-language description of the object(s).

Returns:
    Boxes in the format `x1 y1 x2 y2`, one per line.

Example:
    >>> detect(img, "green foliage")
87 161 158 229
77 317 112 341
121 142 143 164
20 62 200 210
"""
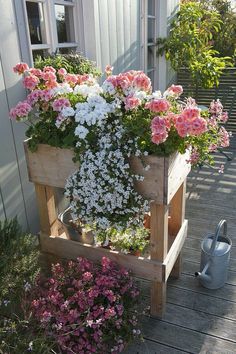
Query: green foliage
199 0 236 63
157 1 232 88
0 219 57 353
34 52 101 77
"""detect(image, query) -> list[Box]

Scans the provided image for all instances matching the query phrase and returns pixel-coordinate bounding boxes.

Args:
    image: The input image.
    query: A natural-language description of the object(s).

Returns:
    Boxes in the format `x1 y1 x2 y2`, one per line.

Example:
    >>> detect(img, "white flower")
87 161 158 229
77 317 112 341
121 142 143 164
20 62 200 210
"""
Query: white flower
74 83 102 97
74 125 89 139
52 83 73 96
28 342 33 351
61 106 75 117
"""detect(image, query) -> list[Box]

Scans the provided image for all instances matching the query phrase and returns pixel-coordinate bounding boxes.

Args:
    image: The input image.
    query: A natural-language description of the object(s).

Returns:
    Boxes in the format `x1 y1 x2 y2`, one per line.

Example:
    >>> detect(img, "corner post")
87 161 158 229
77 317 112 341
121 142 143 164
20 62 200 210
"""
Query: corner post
150 202 169 317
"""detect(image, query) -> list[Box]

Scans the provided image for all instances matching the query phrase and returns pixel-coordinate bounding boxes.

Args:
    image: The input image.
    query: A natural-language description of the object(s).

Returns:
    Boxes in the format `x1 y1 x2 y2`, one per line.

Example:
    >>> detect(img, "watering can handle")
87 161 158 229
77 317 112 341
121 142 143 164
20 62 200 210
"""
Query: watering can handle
210 219 227 255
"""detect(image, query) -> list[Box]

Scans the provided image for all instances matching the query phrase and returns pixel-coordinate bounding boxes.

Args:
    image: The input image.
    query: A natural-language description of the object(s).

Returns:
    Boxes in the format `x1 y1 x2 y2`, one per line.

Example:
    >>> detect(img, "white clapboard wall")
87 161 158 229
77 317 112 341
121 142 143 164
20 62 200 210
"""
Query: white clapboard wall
0 0 179 232
0 0 38 232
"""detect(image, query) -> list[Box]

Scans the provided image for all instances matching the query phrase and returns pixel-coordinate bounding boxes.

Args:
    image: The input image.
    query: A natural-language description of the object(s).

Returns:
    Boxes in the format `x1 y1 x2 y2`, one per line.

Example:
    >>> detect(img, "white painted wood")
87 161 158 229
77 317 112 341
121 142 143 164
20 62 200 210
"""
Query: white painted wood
166 0 179 87
82 0 97 62
0 0 38 232
107 0 118 70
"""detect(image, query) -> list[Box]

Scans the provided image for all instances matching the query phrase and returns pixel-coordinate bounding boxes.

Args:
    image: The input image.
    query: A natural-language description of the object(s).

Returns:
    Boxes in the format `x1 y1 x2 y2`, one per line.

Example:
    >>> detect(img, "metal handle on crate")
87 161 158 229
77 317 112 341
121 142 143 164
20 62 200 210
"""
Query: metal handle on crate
210 219 227 255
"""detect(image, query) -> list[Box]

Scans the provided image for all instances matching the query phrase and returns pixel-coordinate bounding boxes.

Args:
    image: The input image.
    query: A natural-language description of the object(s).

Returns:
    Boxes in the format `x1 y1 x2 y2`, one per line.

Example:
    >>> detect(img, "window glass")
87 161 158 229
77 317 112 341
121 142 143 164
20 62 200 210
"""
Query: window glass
26 1 47 44
148 0 155 16
147 46 155 70
148 19 155 44
58 47 76 54
55 5 75 43
32 49 49 61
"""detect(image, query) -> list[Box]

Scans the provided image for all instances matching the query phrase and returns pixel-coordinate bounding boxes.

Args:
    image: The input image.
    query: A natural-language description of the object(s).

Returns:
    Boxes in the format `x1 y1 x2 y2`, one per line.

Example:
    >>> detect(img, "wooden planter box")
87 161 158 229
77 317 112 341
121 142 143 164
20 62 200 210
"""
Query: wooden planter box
24 140 190 318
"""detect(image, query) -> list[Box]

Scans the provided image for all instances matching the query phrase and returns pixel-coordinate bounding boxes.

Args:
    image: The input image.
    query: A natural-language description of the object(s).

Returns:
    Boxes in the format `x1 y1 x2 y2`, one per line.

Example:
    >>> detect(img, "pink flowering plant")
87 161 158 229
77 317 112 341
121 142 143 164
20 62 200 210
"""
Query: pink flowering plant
31 256 141 354
10 62 230 250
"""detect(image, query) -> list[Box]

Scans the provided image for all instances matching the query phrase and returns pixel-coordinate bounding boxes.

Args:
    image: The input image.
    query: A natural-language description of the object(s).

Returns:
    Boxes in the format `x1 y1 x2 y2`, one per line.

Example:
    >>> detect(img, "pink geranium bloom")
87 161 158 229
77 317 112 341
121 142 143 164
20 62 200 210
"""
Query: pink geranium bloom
13 62 29 75
9 100 32 120
43 66 56 73
124 96 141 110
133 72 152 93
57 68 67 77
52 97 70 112
65 73 78 86
22 75 39 90
146 99 170 113
29 68 42 77
167 84 183 96
105 64 113 76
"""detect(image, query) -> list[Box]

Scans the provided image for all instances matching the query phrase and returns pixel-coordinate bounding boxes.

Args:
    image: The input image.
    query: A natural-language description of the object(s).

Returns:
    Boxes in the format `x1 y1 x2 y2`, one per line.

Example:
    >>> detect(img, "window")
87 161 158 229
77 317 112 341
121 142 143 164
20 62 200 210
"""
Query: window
24 0 80 63
141 0 158 89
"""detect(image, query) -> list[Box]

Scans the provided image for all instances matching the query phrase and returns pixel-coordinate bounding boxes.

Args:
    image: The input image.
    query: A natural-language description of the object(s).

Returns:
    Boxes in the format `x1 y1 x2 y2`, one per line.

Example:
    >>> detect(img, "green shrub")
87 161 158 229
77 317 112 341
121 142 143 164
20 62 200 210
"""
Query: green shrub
157 1 232 88
34 52 101 77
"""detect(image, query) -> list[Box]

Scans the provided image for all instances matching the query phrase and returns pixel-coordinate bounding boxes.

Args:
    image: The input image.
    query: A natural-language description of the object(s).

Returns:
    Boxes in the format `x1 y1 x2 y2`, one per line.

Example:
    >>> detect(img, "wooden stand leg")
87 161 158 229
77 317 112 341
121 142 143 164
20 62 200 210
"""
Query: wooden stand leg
35 183 59 236
169 181 186 278
150 202 169 318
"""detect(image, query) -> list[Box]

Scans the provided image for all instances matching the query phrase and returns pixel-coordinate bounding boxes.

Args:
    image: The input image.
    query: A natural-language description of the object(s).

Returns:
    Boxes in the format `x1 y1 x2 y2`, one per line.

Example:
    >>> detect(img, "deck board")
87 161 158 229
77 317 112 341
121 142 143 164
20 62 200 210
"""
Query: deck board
124 140 236 353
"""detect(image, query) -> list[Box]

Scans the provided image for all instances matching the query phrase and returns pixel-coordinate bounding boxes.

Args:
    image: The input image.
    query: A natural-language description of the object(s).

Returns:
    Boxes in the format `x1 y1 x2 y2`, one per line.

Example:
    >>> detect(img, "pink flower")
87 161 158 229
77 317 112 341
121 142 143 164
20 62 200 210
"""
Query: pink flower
29 68 42 77
26 89 42 105
146 99 170 113
124 96 141 110
218 126 230 147
58 68 67 77
133 72 152 93
209 99 223 116
218 164 224 174
22 75 39 90
167 84 183 96
220 111 228 123
64 73 78 86
41 71 57 82
13 62 29 75
9 100 32 121
43 66 56 73
182 106 200 121
52 98 70 112
105 65 113 76
151 116 169 144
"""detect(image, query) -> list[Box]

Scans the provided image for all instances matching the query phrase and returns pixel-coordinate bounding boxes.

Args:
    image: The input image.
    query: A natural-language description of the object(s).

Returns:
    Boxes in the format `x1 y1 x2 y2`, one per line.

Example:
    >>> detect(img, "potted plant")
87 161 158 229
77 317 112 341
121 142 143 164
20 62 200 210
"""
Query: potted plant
10 62 230 252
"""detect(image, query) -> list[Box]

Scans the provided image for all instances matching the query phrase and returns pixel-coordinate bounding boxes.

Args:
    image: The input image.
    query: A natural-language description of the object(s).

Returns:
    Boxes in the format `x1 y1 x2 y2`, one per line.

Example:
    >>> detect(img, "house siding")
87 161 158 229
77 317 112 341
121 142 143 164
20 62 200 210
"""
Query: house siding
0 0 38 232
85 0 141 74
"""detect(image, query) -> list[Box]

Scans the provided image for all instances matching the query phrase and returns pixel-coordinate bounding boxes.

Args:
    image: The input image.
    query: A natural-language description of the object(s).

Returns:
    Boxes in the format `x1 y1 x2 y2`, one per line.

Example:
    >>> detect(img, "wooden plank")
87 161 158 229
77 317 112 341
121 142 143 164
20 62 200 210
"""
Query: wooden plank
140 315 236 354
167 153 190 204
150 203 169 261
168 273 236 302
24 141 79 188
40 233 164 282
130 151 190 203
169 181 186 278
150 202 169 317
35 184 59 236
124 339 186 354
164 220 188 281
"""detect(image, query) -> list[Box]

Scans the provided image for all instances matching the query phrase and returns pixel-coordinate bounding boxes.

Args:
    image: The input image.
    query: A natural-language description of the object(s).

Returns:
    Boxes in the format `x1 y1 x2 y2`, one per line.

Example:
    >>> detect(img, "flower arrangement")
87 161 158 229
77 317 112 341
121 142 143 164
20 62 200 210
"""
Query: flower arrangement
10 62 230 252
31 256 141 354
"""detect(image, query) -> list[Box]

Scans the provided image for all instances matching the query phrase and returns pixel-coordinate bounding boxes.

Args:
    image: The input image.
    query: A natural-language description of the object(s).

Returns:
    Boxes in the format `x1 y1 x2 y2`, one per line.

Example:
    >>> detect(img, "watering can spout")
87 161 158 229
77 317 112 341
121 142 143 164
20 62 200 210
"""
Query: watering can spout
195 261 212 283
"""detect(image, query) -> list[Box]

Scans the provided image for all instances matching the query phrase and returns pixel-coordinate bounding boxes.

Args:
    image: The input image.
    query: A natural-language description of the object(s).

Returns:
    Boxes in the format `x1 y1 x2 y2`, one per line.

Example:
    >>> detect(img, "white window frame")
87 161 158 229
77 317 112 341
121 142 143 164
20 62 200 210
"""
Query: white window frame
23 0 84 64
140 0 158 90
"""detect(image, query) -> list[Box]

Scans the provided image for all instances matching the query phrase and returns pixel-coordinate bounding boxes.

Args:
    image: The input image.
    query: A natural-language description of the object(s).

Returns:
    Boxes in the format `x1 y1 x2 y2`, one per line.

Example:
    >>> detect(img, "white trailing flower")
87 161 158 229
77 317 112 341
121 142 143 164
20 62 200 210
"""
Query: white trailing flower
74 125 89 139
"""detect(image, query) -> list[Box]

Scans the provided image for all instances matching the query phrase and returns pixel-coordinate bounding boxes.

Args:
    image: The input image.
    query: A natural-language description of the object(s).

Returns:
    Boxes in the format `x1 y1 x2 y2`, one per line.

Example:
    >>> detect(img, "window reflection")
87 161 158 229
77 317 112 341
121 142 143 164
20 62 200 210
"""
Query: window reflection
26 1 46 44
55 5 75 43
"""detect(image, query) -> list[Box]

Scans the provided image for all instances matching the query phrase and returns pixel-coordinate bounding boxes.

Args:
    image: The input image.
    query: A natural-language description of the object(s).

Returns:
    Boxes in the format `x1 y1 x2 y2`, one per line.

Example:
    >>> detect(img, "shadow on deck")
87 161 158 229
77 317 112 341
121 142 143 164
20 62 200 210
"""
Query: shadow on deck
124 139 236 354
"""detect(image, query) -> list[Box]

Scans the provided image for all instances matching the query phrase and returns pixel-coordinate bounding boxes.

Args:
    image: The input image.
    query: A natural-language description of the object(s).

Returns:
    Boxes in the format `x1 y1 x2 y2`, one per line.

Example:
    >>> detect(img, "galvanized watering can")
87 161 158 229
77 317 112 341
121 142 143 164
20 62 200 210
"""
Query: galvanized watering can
195 220 232 289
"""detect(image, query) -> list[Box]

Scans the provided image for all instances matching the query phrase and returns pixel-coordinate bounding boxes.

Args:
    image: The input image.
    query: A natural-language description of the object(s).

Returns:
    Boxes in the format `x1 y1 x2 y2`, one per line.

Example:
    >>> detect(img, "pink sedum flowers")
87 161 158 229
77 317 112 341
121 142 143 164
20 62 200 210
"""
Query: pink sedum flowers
31 256 141 354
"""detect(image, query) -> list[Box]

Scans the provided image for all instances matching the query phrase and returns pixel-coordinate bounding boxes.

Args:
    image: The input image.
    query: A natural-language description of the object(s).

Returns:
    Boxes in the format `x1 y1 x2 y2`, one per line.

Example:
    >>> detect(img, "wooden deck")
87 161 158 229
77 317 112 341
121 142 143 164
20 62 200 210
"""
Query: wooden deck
124 141 236 354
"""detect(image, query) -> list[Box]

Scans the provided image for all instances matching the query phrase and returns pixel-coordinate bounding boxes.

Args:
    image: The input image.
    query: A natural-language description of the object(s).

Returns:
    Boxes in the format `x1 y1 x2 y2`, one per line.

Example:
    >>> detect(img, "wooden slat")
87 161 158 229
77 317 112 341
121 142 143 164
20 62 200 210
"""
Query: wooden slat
24 141 79 188
164 220 188 281
40 233 164 282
